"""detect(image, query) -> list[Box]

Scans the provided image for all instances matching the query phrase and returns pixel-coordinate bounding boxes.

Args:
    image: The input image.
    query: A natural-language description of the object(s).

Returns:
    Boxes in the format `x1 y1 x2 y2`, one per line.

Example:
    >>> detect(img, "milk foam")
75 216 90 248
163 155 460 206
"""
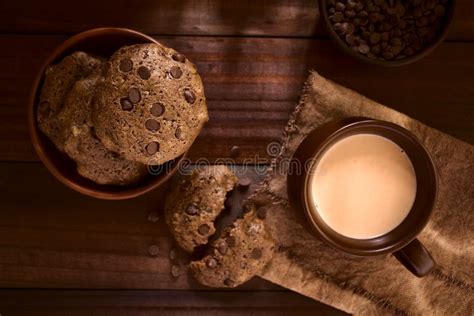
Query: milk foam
309 134 417 239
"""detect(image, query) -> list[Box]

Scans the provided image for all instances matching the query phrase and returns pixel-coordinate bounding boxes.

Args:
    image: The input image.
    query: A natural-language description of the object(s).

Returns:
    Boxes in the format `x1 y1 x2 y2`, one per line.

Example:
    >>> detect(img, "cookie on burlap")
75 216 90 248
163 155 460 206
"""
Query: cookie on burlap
93 43 208 165
164 166 238 252
60 76 148 186
189 210 275 288
37 51 104 151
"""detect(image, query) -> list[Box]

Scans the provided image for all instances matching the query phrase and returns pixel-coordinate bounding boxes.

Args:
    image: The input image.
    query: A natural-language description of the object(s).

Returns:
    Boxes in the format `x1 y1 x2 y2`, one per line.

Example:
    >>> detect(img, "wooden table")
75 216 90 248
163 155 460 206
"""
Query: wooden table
0 1 472 314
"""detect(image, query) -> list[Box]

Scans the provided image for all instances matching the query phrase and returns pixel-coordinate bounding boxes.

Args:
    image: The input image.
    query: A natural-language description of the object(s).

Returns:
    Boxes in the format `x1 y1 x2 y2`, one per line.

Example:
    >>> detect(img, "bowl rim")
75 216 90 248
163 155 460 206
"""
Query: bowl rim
27 27 187 200
318 0 456 67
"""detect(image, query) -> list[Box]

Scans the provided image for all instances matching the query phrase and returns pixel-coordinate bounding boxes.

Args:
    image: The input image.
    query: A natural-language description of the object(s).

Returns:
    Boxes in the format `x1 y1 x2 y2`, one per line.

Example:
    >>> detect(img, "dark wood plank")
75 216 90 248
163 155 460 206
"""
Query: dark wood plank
0 35 472 163
0 290 348 315
0 163 271 289
0 0 472 40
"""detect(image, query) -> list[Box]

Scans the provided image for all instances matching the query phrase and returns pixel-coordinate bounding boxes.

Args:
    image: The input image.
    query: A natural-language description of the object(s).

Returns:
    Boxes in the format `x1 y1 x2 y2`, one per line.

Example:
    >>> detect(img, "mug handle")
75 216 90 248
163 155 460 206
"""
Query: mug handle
393 239 436 277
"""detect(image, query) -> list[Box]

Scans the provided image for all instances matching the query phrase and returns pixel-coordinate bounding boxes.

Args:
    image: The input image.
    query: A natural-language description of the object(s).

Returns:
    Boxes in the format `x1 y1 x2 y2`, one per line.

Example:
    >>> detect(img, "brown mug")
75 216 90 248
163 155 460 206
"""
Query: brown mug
288 118 437 277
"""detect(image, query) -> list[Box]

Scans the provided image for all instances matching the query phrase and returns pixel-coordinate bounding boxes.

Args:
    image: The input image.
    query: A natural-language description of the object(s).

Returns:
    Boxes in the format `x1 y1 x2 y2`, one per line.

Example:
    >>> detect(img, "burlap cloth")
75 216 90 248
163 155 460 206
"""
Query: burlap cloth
249 71 474 315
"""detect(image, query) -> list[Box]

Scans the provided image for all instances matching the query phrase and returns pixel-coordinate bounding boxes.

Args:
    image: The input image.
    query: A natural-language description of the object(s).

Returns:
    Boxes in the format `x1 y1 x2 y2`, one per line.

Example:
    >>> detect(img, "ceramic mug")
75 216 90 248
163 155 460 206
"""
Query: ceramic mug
287 118 437 277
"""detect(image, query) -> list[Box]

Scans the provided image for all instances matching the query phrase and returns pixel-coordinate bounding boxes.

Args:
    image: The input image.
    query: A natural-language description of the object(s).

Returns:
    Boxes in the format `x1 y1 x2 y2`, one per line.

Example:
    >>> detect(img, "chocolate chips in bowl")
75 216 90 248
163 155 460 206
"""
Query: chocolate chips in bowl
319 0 455 66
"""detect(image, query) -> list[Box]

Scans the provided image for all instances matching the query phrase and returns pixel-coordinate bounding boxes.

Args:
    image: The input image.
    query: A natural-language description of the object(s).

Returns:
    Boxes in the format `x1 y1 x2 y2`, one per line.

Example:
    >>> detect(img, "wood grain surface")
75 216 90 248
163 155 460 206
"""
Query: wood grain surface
0 0 473 40
0 164 265 289
0 0 473 315
0 36 473 162
0 290 348 315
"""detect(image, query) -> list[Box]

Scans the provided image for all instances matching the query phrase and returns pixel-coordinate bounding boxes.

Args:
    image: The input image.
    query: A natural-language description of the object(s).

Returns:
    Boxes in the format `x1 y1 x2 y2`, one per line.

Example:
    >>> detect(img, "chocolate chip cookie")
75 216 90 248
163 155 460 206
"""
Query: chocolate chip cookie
165 166 238 252
189 211 275 288
60 76 148 185
37 51 105 151
93 43 208 165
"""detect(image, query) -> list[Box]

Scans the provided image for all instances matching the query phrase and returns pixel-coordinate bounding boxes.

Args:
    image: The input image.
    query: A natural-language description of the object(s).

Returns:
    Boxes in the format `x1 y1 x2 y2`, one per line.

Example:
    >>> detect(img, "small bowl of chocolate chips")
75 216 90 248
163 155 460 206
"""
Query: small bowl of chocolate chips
320 0 455 66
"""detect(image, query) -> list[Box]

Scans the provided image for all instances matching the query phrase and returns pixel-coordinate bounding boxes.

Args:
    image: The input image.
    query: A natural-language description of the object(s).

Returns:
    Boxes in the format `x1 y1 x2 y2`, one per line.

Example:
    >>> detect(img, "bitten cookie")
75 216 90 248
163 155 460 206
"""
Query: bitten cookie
165 166 238 252
189 211 275 288
37 51 104 151
93 43 208 165
60 76 148 186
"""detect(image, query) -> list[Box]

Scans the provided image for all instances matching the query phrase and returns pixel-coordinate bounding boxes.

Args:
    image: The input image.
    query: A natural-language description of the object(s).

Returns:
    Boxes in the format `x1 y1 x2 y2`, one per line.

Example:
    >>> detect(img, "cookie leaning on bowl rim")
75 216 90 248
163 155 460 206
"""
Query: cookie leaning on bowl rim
37 51 105 152
92 43 208 165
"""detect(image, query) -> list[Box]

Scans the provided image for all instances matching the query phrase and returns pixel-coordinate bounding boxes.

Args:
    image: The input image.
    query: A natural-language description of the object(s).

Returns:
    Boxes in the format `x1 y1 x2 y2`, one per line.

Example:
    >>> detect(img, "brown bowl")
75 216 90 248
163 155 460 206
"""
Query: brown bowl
288 118 437 276
28 28 186 200
318 0 456 66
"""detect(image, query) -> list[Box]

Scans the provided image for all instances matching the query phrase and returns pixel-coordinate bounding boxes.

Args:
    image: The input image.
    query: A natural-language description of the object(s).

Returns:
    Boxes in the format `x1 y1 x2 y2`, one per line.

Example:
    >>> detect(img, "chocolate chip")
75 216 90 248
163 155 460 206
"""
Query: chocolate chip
361 31 371 41
148 245 159 257
170 66 183 79
146 141 159 155
370 32 381 44
331 12 344 22
359 18 368 26
335 2 345 11
147 211 159 223
390 37 402 47
185 203 199 216
238 177 251 188
224 278 235 287
128 88 141 104
169 248 178 260
257 207 267 219
206 258 218 269
383 51 395 60
230 145 241 158
251 248 263 259
150 103 165 117
119 59 133 72
346 0 356 9
345 34 358 46
175 127 182 139
358 10 368 19
109 151 121 159
172 53 186 63
345 10 356 18
358 44 370 54
345 23 355 34
327 0 448 61
170 264 181 277
120 98 133 111
137 66 151 80
145 119 160 132
183 89 196 104
226 235 237 247
216 240 228 254
198 224 210 235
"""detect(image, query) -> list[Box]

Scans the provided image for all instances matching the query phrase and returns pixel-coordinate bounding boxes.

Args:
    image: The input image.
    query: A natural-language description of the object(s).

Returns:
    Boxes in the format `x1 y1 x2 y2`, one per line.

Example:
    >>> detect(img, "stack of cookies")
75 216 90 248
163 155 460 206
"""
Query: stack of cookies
37 43 208 185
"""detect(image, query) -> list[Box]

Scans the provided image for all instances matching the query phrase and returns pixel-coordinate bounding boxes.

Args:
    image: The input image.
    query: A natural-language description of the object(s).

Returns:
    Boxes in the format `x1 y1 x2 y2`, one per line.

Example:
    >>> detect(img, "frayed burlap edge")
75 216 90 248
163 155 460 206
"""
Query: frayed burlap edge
247 70 474 315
